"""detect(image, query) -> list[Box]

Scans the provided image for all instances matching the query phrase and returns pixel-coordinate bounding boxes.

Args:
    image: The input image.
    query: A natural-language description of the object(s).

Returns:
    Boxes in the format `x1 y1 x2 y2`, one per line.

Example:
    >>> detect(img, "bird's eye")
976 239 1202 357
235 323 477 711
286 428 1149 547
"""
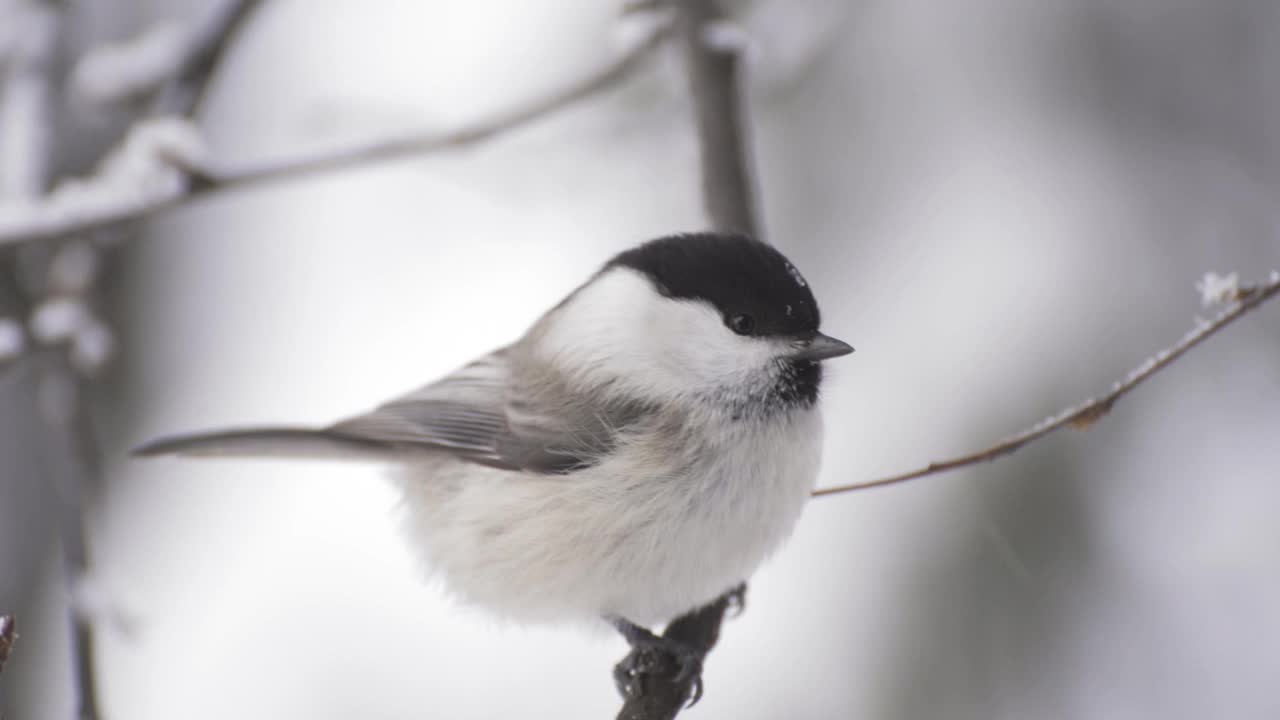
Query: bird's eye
727 313 756 335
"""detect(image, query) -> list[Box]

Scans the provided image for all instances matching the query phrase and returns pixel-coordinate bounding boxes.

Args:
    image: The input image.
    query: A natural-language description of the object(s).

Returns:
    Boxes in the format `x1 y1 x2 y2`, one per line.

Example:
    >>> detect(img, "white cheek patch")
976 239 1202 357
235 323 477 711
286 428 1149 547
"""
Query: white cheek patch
647 299 772 387
537 268 777 399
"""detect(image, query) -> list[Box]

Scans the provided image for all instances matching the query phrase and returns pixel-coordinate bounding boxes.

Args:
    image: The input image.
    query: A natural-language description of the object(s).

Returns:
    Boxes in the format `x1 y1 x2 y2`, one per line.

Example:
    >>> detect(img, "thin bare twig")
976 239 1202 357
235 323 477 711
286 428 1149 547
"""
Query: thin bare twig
617 1 755 718
812 274 1280 497
199 18 673 192
0 614 15 675
0 20 673 247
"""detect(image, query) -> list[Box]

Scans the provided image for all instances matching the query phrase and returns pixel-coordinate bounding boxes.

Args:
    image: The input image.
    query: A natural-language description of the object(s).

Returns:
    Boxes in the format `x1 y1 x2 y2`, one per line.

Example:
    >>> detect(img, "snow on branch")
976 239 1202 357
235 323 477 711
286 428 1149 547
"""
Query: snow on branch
0 116 207 246
813 271 1280 497
0 16 672 248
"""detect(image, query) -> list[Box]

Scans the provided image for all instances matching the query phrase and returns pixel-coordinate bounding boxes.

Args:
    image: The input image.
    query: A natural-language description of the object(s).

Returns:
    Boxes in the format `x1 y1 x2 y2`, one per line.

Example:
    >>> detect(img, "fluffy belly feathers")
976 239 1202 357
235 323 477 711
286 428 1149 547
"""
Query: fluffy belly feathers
393 407 822 625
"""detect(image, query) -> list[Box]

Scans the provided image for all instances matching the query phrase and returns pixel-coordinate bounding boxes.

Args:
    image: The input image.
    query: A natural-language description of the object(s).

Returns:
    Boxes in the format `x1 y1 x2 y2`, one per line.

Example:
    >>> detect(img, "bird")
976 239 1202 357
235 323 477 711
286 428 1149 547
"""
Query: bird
134 232 853 701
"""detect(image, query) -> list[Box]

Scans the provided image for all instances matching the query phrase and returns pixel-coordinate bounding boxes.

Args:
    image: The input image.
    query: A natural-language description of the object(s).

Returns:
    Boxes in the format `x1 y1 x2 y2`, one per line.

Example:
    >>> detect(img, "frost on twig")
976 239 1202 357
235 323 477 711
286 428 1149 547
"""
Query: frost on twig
813 270 1280 497
0 116 207 245
71 21 195 107
1196 271 1240 307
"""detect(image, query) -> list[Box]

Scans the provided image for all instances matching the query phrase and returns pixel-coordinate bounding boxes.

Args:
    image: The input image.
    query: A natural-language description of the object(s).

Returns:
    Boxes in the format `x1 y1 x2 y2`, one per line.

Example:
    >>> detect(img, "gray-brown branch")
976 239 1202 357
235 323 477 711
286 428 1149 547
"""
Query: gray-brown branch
616 1 759 718
616 592 737 720
678 0 759 239
812 274 1280 497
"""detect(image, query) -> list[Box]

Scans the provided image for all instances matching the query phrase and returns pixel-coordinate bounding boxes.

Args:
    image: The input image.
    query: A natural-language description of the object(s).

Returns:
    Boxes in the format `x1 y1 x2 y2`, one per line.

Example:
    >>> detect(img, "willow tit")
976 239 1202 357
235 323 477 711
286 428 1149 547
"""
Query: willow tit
136 232 852 697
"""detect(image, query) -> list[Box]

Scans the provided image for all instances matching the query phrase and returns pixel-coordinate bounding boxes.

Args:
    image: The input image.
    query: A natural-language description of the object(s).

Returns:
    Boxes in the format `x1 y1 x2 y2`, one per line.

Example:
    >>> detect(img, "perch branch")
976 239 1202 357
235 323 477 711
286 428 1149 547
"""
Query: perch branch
616 591 738 720
616 1 757 718
812 273 1280 497
0 18 672 247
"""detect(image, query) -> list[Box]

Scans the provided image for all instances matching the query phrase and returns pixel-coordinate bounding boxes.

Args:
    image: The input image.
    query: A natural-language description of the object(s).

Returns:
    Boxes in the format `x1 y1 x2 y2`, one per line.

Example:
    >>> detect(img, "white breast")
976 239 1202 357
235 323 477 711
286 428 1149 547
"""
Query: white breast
392 405 823 626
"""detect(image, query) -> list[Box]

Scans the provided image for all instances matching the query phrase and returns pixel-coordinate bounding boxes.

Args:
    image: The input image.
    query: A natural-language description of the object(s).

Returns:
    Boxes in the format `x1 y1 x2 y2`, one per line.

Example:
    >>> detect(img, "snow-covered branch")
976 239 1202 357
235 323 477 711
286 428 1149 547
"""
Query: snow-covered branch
0 17 672 248
813 270 1280 497
0 116 207 249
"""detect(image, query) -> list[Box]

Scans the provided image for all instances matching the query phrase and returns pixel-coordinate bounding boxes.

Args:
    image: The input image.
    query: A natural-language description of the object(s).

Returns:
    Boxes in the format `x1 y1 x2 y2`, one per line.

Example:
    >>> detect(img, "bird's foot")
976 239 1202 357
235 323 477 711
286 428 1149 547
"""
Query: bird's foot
609 617 707 707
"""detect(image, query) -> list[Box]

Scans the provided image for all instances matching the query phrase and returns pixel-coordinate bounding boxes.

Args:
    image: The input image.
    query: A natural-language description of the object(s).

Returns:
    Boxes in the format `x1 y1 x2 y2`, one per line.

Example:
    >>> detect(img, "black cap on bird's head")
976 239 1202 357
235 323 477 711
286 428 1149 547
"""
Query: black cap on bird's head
608 233 852 360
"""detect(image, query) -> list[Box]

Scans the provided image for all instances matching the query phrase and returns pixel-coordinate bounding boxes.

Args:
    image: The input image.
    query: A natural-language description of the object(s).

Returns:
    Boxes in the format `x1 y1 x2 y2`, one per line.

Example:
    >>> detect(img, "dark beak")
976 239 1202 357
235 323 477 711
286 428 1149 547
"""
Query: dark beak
792 332 854 361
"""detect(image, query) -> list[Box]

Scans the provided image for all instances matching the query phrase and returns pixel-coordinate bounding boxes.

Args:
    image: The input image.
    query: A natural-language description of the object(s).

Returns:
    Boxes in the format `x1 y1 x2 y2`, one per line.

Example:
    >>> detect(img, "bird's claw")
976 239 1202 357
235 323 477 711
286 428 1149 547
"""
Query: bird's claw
610 620 707 708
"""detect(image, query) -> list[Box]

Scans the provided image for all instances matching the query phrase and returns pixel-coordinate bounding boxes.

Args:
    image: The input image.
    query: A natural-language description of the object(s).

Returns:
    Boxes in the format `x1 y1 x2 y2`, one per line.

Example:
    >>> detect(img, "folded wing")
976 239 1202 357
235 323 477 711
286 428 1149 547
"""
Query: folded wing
136 349 648 475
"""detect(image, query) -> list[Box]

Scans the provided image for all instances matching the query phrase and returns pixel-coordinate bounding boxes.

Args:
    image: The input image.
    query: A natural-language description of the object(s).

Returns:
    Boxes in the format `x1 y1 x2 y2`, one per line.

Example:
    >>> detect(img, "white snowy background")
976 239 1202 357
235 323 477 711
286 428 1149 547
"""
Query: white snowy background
3 1 1279 719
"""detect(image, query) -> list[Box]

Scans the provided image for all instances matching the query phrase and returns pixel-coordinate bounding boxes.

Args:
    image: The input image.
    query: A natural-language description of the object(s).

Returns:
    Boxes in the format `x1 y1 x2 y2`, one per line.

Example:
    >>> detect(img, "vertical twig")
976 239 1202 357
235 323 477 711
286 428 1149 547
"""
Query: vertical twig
0 2 266 718
39 355 103 720
616 0 761 717
677 0 760 240
0 3 105 720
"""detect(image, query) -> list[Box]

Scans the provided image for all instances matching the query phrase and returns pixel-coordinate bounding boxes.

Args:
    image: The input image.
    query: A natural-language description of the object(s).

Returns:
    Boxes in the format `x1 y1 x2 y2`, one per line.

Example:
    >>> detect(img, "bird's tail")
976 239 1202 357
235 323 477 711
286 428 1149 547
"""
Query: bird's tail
132 427 396 461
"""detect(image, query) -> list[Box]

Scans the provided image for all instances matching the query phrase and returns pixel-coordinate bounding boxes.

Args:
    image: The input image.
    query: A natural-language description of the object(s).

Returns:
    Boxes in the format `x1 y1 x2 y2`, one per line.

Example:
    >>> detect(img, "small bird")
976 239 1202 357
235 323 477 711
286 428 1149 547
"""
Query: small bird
135 232 852 699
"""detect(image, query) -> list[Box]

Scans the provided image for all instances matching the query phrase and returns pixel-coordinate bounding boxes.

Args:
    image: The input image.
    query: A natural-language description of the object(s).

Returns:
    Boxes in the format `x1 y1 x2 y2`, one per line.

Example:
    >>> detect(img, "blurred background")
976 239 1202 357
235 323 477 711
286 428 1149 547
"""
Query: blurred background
2 0 1279 718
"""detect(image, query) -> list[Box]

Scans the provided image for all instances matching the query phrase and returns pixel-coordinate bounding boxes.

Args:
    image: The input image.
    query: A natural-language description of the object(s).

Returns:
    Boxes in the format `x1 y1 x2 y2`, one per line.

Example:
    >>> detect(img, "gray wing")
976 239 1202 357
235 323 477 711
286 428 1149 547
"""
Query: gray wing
324 349 648 474
136 349 648 473
327 350 518 468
